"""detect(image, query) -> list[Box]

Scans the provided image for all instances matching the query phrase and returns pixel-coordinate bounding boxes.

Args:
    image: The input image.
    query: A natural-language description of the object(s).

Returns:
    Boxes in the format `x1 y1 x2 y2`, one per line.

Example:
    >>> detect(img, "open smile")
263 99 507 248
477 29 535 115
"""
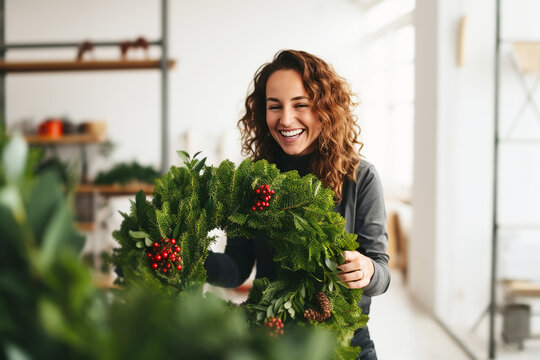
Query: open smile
279 129 305 139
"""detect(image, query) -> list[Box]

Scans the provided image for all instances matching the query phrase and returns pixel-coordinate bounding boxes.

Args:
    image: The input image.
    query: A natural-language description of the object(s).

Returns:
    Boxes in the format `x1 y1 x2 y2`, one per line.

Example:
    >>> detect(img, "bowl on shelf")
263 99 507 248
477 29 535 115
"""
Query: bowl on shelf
80 121 106 140
38 118 63 137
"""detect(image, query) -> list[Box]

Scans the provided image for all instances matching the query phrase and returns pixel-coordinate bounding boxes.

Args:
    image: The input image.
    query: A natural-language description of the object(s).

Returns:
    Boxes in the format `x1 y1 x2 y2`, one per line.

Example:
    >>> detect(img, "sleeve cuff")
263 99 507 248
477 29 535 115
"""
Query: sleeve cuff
362 259 391 297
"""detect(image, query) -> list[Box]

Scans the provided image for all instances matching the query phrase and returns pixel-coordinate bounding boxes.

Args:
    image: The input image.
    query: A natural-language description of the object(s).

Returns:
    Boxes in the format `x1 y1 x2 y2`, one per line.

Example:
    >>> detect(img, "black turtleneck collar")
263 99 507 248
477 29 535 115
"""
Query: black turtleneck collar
273 147 314 177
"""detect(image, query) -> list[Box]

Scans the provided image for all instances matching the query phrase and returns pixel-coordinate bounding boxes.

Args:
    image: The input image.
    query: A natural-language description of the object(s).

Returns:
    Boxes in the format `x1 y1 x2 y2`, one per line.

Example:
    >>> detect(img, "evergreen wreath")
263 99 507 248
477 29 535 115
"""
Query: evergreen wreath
112 152 368 358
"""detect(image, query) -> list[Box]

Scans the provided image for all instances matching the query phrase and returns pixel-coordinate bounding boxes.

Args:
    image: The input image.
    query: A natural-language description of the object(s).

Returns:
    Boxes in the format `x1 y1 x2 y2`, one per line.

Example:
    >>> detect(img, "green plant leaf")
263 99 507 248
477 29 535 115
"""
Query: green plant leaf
0 204 22 244
144 237 153 247
284 301 292 310
266 305 274 319
38 298 66 339
0 185 25 223
250 304 267 311
129 199 136 213
2 132 28 183
288 307 295 318
313 181 321 196
135 190 147 224
136 241 144 248
291 300 300 314
324 257 337 272
228 213 247 226
135 189 145 205
293 297 303 313
193 157 207 174
172 222 181 240
39 202 74 270
177 150 190 164
273 297 284 314
129 230 149 239
192 151 202 159
292 212 310 232
4 344 31 360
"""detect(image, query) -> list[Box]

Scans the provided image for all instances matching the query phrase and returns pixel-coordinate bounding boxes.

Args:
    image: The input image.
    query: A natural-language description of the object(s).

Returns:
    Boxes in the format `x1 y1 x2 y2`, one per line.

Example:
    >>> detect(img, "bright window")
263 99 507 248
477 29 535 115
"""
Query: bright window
359 1 415 198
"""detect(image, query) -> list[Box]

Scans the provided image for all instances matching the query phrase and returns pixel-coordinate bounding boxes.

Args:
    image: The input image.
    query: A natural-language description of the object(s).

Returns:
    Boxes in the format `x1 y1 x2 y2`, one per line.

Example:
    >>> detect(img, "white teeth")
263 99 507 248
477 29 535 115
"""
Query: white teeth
279 129 304 137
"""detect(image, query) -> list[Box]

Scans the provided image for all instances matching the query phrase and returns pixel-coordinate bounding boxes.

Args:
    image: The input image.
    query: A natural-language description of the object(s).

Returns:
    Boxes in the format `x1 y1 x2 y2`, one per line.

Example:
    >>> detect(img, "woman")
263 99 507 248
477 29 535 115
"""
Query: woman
205 50 390 359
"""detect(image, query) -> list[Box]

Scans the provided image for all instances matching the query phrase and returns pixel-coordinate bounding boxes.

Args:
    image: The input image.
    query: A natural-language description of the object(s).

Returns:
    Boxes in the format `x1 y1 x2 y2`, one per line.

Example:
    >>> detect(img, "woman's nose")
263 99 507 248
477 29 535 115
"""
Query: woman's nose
281 106 295 126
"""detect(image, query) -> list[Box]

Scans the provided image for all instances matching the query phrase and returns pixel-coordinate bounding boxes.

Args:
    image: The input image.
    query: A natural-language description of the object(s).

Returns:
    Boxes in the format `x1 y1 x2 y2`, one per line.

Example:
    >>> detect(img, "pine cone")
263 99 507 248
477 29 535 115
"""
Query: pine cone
304 308 318 322
304 292 332 323
315 292 331 320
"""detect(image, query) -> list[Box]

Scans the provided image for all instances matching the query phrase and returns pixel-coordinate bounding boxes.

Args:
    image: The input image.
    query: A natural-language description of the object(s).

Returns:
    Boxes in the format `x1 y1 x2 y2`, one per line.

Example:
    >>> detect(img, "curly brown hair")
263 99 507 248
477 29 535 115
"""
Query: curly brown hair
238 50 362 203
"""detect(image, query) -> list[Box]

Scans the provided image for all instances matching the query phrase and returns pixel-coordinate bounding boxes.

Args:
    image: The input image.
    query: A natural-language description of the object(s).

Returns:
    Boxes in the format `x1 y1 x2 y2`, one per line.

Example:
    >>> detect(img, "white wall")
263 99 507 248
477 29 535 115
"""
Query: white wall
5 0 363 174
434 0 496 333
412 0 496 344
412 0 496 316
409 0 438 313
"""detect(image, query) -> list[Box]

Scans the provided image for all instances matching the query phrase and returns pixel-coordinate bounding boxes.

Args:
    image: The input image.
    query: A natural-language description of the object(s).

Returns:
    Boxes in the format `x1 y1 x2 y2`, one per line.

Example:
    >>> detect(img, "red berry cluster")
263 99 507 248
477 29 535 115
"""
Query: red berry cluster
264 317 284 337
251 184 275 211
147 238 183 273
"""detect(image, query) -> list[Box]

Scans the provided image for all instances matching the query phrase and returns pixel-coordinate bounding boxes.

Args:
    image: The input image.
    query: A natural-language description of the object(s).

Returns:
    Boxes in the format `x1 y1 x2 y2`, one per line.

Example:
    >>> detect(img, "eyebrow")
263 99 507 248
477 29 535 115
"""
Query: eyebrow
266 96 309 102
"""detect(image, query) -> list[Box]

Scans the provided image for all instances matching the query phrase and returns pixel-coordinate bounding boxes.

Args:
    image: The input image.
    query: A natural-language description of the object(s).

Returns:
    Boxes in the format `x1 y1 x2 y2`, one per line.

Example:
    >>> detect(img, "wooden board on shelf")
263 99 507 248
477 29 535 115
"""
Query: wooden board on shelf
92 271 120 290
25 133 105 145
503 280 540 297
77 183 154 196
0 59 176 73
513 42 540 73
77 222 95 232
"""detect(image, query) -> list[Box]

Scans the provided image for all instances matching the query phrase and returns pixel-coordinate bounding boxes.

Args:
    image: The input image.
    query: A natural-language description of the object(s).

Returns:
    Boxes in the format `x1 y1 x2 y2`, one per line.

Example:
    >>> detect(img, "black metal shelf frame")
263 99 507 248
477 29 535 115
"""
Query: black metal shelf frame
490 1 540 358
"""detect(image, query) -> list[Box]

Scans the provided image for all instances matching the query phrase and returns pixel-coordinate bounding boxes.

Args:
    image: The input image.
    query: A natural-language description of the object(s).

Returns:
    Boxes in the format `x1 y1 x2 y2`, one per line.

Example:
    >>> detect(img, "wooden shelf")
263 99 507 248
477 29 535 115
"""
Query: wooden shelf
25 133 105 145
76 183 154 196
76 222 96 232
93 271 120 290
503 280 540 297
0 59 176 73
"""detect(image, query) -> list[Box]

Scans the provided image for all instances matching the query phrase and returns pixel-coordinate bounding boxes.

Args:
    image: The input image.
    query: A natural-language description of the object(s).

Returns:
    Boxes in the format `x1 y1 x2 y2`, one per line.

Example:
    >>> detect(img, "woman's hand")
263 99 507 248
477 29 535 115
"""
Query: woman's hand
337 250 374 289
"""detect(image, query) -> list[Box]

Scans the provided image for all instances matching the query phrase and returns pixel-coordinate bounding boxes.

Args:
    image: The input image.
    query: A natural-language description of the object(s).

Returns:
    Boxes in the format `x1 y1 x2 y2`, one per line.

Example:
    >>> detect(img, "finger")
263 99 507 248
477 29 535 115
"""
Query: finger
337 270 364 282
346 278 371 289
337 261 360 273
343 250 358 263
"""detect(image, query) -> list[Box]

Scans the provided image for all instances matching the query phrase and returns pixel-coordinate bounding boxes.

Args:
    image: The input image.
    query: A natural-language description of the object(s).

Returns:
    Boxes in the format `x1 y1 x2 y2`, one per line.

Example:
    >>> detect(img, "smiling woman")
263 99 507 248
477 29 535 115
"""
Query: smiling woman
205 50 390 360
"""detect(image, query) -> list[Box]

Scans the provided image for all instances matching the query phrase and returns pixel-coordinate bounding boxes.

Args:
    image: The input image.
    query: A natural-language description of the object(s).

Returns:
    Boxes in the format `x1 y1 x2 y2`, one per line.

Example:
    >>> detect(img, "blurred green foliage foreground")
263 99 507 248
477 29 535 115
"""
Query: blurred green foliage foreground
0 131 336 360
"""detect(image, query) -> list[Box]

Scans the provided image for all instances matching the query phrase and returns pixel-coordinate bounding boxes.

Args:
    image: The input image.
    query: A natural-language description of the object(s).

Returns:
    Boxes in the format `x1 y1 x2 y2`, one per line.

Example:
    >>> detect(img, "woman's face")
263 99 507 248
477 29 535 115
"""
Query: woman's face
265 69 322 157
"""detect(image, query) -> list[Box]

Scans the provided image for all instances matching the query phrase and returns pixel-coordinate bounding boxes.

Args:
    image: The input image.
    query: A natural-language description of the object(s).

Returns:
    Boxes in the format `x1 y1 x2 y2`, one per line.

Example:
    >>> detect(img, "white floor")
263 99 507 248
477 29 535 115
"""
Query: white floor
498 342 540 360
369 271 468 360
369 271 540 360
